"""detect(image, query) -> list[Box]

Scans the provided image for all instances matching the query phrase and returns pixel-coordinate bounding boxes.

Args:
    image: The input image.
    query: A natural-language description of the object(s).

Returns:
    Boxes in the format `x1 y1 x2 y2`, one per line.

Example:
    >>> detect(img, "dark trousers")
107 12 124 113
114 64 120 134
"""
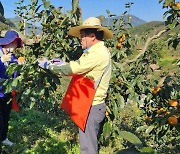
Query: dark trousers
79 103 106 154
0 97 11 142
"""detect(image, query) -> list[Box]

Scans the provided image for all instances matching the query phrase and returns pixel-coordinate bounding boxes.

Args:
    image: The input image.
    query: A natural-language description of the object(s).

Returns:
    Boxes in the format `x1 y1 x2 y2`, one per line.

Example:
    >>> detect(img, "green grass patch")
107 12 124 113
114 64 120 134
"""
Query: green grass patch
3 108 79 154
158 57 178 68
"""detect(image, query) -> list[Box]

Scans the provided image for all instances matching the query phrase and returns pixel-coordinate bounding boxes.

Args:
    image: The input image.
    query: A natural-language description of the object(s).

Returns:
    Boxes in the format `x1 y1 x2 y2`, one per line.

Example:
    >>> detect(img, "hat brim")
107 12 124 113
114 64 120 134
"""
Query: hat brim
0 37 23 48
69 25 113 39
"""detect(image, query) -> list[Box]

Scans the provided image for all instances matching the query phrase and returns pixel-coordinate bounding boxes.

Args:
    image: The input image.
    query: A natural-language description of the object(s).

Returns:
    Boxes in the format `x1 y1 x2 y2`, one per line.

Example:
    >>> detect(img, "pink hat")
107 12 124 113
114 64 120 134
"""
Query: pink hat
0 30 23 47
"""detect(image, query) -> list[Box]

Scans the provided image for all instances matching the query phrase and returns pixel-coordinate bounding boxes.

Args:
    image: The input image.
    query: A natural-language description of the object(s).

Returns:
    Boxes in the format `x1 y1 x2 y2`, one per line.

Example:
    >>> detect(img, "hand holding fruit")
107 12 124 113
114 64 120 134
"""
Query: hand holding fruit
1 53 12 63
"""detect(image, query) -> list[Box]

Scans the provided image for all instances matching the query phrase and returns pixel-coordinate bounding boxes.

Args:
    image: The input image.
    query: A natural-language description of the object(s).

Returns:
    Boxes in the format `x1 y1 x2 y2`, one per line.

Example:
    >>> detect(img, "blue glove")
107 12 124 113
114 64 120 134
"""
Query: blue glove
38 57 51 69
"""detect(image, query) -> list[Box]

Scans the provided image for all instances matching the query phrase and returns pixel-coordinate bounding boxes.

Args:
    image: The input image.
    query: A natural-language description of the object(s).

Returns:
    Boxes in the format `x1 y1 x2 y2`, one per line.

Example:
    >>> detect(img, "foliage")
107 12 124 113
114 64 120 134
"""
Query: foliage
99 2 180 153
1 0 180 153
2 0 82 110
159 0 180 49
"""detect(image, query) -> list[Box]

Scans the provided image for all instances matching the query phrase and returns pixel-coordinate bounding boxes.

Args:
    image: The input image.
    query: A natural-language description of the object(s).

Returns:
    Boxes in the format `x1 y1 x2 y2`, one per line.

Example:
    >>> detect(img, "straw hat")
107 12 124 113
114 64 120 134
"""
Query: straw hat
69 17 113 39
0 30 23 48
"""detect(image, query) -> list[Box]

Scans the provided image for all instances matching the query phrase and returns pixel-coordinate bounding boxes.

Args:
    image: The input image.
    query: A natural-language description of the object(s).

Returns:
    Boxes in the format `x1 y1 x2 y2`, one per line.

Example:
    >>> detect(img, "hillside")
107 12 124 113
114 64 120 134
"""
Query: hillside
8 16 21 27
129 21 180 76
129 21 165 35
129 21 180 47
103 14 147 27
0 16 42 35
0 18 16 31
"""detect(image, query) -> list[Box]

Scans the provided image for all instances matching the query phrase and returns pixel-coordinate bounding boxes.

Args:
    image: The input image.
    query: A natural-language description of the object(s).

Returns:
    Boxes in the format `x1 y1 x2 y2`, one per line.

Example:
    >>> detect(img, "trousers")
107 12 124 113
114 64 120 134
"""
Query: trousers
0 96 11 141
79 103 106 154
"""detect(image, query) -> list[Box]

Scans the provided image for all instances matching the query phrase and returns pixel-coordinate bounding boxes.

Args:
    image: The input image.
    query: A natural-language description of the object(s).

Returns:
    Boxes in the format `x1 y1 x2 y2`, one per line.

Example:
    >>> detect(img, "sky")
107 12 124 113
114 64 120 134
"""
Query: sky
1 0 167 22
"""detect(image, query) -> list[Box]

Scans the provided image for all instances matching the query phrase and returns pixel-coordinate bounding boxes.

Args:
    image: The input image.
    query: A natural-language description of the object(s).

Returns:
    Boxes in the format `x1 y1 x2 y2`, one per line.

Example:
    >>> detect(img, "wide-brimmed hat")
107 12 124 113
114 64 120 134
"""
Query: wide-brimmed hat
0 30 23 48
69 17 113 39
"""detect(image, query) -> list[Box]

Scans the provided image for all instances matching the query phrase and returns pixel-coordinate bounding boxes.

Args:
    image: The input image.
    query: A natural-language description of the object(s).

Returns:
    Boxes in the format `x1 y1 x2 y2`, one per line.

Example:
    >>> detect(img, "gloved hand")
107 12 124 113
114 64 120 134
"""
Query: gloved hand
38 57 51 69
1 53 12 63
50 58 64 65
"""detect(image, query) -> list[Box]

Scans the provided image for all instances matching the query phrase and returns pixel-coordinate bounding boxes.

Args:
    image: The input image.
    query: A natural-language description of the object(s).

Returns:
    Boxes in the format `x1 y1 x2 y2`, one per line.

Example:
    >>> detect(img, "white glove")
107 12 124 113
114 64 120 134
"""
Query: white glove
1 53 12 63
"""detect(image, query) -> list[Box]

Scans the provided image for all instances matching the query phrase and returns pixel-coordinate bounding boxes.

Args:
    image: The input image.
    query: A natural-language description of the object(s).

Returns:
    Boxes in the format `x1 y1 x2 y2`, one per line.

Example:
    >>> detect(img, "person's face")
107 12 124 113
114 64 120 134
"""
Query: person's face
80 30 94 50
5 40 18 53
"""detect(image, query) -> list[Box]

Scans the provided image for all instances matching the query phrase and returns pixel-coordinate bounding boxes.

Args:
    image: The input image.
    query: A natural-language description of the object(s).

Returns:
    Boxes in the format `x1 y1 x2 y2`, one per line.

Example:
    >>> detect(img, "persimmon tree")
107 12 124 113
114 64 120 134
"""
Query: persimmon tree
1 0 179 153
100 0 179 152
1 0 82 110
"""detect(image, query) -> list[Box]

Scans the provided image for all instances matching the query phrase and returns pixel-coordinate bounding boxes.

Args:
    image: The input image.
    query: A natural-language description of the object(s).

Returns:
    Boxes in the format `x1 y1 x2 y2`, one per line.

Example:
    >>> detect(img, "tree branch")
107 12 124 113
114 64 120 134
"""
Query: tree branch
122 29 167 66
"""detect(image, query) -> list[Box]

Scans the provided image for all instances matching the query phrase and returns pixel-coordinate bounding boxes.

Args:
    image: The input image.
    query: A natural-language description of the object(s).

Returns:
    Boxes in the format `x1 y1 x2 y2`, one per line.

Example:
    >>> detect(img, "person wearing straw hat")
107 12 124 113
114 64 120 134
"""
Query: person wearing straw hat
38 17 113 154
0 30 23 148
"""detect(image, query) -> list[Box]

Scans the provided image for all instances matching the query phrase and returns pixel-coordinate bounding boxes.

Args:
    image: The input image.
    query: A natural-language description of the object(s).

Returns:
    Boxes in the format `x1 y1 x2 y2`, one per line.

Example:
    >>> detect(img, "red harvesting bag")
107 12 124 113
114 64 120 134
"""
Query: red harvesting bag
11 90 20 112
60 74 96 131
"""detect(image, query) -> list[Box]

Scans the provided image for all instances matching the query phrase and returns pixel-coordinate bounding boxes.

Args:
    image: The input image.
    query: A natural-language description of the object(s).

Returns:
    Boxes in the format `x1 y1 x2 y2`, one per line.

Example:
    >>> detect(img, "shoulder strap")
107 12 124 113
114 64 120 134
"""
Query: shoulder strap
94 51 111 89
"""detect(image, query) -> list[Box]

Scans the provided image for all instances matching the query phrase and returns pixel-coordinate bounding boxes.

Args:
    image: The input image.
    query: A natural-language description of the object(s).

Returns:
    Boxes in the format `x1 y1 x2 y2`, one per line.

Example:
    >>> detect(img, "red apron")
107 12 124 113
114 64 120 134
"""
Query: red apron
60 74 96 131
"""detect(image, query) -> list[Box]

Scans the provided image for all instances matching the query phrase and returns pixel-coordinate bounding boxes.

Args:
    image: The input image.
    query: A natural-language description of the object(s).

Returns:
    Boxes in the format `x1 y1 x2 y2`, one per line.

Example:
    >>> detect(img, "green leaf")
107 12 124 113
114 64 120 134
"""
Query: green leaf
38 89 45 95
116 94 125 109
6 64 17 75
72 0 79 14
4 80 13 93
119 131 143 148
136 125 148 132
42 0 50 9
140 147 156 153
112 100 118 116
97 15 106 23
163 11 169 19
168 20 177 30
103 122 112 138
60 16 69 26
12 78 18 88
30 97 36 109
24 89 31 95
35 4 42 13
145 125 154 135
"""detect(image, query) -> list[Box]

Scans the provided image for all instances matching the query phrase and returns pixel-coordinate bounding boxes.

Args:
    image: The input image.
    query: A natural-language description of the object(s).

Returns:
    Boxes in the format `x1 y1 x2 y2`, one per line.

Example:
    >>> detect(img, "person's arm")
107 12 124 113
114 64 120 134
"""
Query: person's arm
49 63 73 76
49 52 99 76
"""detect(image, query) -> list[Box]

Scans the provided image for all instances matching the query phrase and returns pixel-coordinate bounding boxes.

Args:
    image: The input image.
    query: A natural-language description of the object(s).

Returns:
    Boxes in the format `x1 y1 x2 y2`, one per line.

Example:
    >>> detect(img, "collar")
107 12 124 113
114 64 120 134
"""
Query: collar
86 41 104 53
0 46 4 57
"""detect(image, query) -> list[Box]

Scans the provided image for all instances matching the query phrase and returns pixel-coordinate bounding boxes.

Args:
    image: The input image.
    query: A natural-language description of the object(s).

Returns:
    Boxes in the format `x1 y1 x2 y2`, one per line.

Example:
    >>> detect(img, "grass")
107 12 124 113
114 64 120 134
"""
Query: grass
159 57 178 67
2 103 143 154
3 108 80 154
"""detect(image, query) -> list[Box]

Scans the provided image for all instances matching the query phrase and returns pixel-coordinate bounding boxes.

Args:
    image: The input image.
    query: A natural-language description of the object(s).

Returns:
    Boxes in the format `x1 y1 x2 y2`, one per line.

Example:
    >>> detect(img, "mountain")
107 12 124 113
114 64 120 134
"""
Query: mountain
7 16 42 35
5 14 147 35
8 16 21 26
103 14 147 27
0 16 16 31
